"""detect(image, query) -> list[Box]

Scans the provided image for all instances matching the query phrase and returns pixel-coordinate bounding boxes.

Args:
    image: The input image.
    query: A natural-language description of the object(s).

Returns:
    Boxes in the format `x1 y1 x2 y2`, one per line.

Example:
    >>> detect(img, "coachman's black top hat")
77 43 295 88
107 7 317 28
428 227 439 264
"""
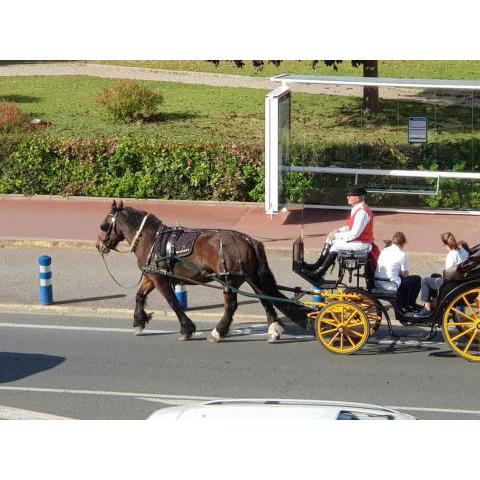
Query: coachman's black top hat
346 186 368 196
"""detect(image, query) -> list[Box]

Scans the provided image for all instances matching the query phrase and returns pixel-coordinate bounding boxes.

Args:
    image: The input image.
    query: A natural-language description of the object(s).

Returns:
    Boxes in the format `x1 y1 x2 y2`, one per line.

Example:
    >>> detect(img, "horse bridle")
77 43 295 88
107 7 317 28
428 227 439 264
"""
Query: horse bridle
97 210 151 289
98 210 151 255
97 211 120 254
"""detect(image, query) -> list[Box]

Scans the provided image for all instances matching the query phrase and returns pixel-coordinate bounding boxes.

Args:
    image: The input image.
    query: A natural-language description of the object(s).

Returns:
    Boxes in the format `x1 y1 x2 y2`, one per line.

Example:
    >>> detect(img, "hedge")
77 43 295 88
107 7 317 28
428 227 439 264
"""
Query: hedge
0 137 264 201
1 136 480 209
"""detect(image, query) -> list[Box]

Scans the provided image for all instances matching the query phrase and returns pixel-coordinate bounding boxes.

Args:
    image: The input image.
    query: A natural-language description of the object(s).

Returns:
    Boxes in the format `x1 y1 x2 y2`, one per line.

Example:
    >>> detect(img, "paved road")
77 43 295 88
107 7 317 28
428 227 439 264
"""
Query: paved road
1 311 479 420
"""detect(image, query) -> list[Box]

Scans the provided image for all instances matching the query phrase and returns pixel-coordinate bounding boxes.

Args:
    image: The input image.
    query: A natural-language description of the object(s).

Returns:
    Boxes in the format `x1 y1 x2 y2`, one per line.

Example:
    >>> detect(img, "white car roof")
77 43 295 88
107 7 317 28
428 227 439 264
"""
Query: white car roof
148 399 415 420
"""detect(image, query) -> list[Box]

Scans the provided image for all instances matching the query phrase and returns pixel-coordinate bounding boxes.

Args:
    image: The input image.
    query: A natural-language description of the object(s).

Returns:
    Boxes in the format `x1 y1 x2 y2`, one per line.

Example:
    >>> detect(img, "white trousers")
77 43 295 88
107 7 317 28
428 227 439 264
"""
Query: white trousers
329 240 372 254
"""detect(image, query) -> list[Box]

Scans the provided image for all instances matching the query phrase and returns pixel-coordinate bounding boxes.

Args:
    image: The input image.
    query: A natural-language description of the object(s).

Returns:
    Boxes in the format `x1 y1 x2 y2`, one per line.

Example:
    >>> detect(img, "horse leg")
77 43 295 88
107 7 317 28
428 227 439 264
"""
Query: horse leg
208 285 240 343
247 278 284 343
133 276 155 335
152 276 197 341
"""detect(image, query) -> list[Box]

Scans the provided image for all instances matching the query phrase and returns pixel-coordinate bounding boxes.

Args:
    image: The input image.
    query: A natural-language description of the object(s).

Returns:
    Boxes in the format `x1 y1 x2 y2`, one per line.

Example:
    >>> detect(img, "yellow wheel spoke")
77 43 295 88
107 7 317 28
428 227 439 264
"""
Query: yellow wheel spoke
344 331 356 347
344 310 359 326
340 333 344 350
348 328 364 338
329 310 340 323
328 332 340 346
461 295 478 319
450 326 476 342
448 320 474 327
320 318 340 327
463 330 477 353
319 327 338 336
452 307 476 322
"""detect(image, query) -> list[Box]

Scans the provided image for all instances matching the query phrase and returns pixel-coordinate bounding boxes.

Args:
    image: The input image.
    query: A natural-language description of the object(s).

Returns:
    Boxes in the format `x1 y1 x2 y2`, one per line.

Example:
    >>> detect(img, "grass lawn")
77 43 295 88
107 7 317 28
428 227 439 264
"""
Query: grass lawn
93 60 480 80
1 75 479 161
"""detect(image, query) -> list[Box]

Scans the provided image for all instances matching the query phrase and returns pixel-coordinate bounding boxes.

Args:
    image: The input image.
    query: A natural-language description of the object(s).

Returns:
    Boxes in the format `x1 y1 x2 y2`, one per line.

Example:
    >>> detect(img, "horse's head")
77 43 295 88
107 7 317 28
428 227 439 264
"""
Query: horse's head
96 200 126 254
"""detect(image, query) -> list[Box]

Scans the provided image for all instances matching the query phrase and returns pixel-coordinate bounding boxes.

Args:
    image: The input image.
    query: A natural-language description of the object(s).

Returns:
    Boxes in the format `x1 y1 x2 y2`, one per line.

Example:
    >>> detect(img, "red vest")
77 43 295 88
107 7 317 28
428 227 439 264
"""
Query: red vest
346 204 374 243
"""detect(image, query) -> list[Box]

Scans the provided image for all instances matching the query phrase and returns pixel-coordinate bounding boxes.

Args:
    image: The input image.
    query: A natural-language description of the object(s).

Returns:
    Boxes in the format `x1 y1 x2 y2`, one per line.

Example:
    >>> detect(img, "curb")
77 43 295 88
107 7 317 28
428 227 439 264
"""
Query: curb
0 303 266 324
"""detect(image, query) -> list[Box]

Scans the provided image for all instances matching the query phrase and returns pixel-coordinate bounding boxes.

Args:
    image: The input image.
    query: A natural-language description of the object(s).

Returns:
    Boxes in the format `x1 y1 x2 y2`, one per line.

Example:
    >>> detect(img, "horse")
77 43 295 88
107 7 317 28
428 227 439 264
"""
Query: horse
96 200 308 342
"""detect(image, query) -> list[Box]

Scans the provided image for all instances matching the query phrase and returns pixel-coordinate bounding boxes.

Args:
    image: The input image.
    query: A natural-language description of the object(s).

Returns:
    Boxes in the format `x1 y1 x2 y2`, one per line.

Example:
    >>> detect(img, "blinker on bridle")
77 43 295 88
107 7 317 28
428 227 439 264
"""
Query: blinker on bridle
97 211 150 254
97 211 119 254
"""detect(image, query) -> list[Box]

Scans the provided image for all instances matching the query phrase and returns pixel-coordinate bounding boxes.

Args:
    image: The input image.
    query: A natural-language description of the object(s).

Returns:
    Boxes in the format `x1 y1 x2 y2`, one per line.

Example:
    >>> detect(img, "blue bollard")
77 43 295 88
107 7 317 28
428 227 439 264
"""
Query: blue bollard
175 284 188 310
39 255 53 305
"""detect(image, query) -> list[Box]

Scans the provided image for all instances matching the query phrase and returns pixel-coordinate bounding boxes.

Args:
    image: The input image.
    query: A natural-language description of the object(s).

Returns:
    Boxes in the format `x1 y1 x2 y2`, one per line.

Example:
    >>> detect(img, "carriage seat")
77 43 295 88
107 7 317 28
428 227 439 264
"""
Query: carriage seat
370 278 398 297
337 246 372 265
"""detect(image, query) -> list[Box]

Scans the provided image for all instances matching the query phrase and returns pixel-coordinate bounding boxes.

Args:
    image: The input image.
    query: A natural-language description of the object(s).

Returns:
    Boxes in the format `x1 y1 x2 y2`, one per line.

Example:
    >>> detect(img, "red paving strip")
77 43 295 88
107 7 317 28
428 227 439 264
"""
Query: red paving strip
1 195 479 253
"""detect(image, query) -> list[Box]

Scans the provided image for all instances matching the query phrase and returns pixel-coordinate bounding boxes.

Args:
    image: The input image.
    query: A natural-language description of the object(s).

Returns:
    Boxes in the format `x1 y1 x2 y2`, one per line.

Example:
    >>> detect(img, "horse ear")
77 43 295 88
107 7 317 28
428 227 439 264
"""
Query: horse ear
118 199 124 210
111 200 117 212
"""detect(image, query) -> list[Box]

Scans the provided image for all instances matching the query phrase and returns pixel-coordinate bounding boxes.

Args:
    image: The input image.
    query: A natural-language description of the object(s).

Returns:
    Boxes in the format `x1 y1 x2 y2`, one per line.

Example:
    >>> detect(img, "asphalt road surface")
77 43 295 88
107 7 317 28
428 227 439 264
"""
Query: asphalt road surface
1 311 479 420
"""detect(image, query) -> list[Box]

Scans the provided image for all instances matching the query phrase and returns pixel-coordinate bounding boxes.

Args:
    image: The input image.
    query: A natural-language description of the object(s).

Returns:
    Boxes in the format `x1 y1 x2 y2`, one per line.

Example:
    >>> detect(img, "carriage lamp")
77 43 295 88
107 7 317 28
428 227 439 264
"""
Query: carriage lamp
39 255 53 305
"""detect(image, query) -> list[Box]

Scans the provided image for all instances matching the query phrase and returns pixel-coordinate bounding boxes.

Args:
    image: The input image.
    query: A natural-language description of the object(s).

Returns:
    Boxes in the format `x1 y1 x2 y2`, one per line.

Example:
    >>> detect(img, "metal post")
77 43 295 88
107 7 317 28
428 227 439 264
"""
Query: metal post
39 255 53 305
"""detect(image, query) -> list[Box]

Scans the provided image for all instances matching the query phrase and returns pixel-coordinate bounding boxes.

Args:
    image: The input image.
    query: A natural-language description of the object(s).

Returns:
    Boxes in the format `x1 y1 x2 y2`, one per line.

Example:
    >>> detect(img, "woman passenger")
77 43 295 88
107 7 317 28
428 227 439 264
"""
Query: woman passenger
415 232 469 317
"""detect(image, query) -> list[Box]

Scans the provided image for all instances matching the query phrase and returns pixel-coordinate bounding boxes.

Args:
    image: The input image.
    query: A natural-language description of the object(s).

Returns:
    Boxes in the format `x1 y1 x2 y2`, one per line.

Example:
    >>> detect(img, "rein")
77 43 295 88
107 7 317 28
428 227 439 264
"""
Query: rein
101 252 144 289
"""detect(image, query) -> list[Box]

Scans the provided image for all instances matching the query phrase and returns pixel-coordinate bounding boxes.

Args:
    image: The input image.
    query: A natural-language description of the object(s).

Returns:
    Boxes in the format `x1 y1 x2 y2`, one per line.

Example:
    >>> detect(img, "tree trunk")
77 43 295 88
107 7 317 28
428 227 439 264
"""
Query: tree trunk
363 60 379 113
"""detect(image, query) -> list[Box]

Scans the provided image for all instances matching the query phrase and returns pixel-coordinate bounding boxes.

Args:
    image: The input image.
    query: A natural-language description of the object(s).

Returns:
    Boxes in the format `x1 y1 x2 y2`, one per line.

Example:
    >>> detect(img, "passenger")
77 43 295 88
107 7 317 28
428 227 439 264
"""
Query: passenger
458 240 471 257
415 232 470 318
374 232 421 310
303 186 373 280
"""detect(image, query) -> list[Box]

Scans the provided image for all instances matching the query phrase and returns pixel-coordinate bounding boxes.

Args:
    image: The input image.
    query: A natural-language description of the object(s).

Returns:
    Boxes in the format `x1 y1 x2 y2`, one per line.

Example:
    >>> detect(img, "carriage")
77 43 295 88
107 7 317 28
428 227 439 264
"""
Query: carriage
97 201 480 362
292 237 480 362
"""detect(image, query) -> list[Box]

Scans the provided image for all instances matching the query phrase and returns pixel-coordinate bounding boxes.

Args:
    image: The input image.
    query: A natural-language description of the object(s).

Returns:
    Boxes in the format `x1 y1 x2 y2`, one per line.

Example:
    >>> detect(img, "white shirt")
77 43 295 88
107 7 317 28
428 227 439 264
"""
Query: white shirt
335 202 371 243
374 244 408 290
445 248 469 270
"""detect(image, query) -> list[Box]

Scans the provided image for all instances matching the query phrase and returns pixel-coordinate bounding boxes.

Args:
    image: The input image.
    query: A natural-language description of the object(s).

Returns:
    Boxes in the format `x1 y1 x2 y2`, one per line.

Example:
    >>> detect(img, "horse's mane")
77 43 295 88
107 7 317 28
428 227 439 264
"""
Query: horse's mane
122 206 164 230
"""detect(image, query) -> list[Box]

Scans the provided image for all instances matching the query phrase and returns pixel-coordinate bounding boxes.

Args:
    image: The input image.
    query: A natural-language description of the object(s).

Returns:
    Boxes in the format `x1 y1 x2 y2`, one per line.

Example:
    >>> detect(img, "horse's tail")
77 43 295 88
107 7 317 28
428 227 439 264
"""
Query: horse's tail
250 238 270 278
250 239 308 331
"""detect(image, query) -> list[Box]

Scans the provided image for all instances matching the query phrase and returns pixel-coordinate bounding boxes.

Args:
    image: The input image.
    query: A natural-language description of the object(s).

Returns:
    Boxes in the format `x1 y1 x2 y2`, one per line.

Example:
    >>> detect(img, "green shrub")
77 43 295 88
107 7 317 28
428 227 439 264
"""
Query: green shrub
95 80 164 123
0 101 32 133
0 137 263 201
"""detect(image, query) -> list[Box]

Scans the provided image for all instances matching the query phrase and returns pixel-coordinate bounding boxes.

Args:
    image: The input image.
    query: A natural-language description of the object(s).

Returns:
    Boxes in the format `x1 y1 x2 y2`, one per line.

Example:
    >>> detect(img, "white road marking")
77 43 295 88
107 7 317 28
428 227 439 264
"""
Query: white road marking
0 322 173 334
387 405 480 416
0 385 218 402
0 405 73 420
0 321 446 345
0 386 478 416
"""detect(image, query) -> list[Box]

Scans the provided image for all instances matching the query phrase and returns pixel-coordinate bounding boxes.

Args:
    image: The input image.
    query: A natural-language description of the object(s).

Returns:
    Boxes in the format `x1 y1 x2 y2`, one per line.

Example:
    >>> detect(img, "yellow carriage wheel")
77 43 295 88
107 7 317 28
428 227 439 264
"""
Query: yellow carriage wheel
442 287 480 362
349 292 383 335
315 301 369 354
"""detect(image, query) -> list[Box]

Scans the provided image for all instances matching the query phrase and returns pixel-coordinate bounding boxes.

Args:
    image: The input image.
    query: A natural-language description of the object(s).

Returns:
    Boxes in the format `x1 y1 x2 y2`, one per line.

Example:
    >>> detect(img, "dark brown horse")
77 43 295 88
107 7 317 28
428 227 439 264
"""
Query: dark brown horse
96 200 307 342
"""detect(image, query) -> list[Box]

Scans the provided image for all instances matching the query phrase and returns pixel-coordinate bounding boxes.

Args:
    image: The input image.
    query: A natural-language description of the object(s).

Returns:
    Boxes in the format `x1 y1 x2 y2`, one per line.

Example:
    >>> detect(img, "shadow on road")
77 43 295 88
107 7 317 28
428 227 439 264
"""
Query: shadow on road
0 352 65 383
53 294 126 305
357 343 440 356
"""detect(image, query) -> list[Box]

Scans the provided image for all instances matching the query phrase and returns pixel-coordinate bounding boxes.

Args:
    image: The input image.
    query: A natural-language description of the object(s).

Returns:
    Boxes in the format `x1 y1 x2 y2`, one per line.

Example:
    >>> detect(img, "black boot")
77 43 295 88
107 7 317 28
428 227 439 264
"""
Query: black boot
303 242 332 271
304 252 338 279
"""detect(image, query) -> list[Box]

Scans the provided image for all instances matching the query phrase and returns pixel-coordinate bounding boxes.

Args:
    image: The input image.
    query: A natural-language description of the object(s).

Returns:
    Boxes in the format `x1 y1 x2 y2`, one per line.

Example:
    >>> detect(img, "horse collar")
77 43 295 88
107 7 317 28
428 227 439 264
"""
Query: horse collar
129 213 150 253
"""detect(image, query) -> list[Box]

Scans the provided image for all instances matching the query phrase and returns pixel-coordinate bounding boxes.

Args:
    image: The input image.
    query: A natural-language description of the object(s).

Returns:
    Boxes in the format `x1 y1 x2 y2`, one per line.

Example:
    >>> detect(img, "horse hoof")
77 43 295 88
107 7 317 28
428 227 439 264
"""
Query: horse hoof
208 328 221 343
179 333 191 341
134 326 144 336
267 333 280 343
267 322 284 342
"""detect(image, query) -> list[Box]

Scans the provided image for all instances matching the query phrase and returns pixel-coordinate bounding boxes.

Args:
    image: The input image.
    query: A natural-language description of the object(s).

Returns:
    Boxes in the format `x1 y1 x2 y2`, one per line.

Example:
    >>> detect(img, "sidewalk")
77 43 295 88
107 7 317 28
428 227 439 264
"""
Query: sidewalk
2 195 471 320
0 62 467 106
1 195 478 254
